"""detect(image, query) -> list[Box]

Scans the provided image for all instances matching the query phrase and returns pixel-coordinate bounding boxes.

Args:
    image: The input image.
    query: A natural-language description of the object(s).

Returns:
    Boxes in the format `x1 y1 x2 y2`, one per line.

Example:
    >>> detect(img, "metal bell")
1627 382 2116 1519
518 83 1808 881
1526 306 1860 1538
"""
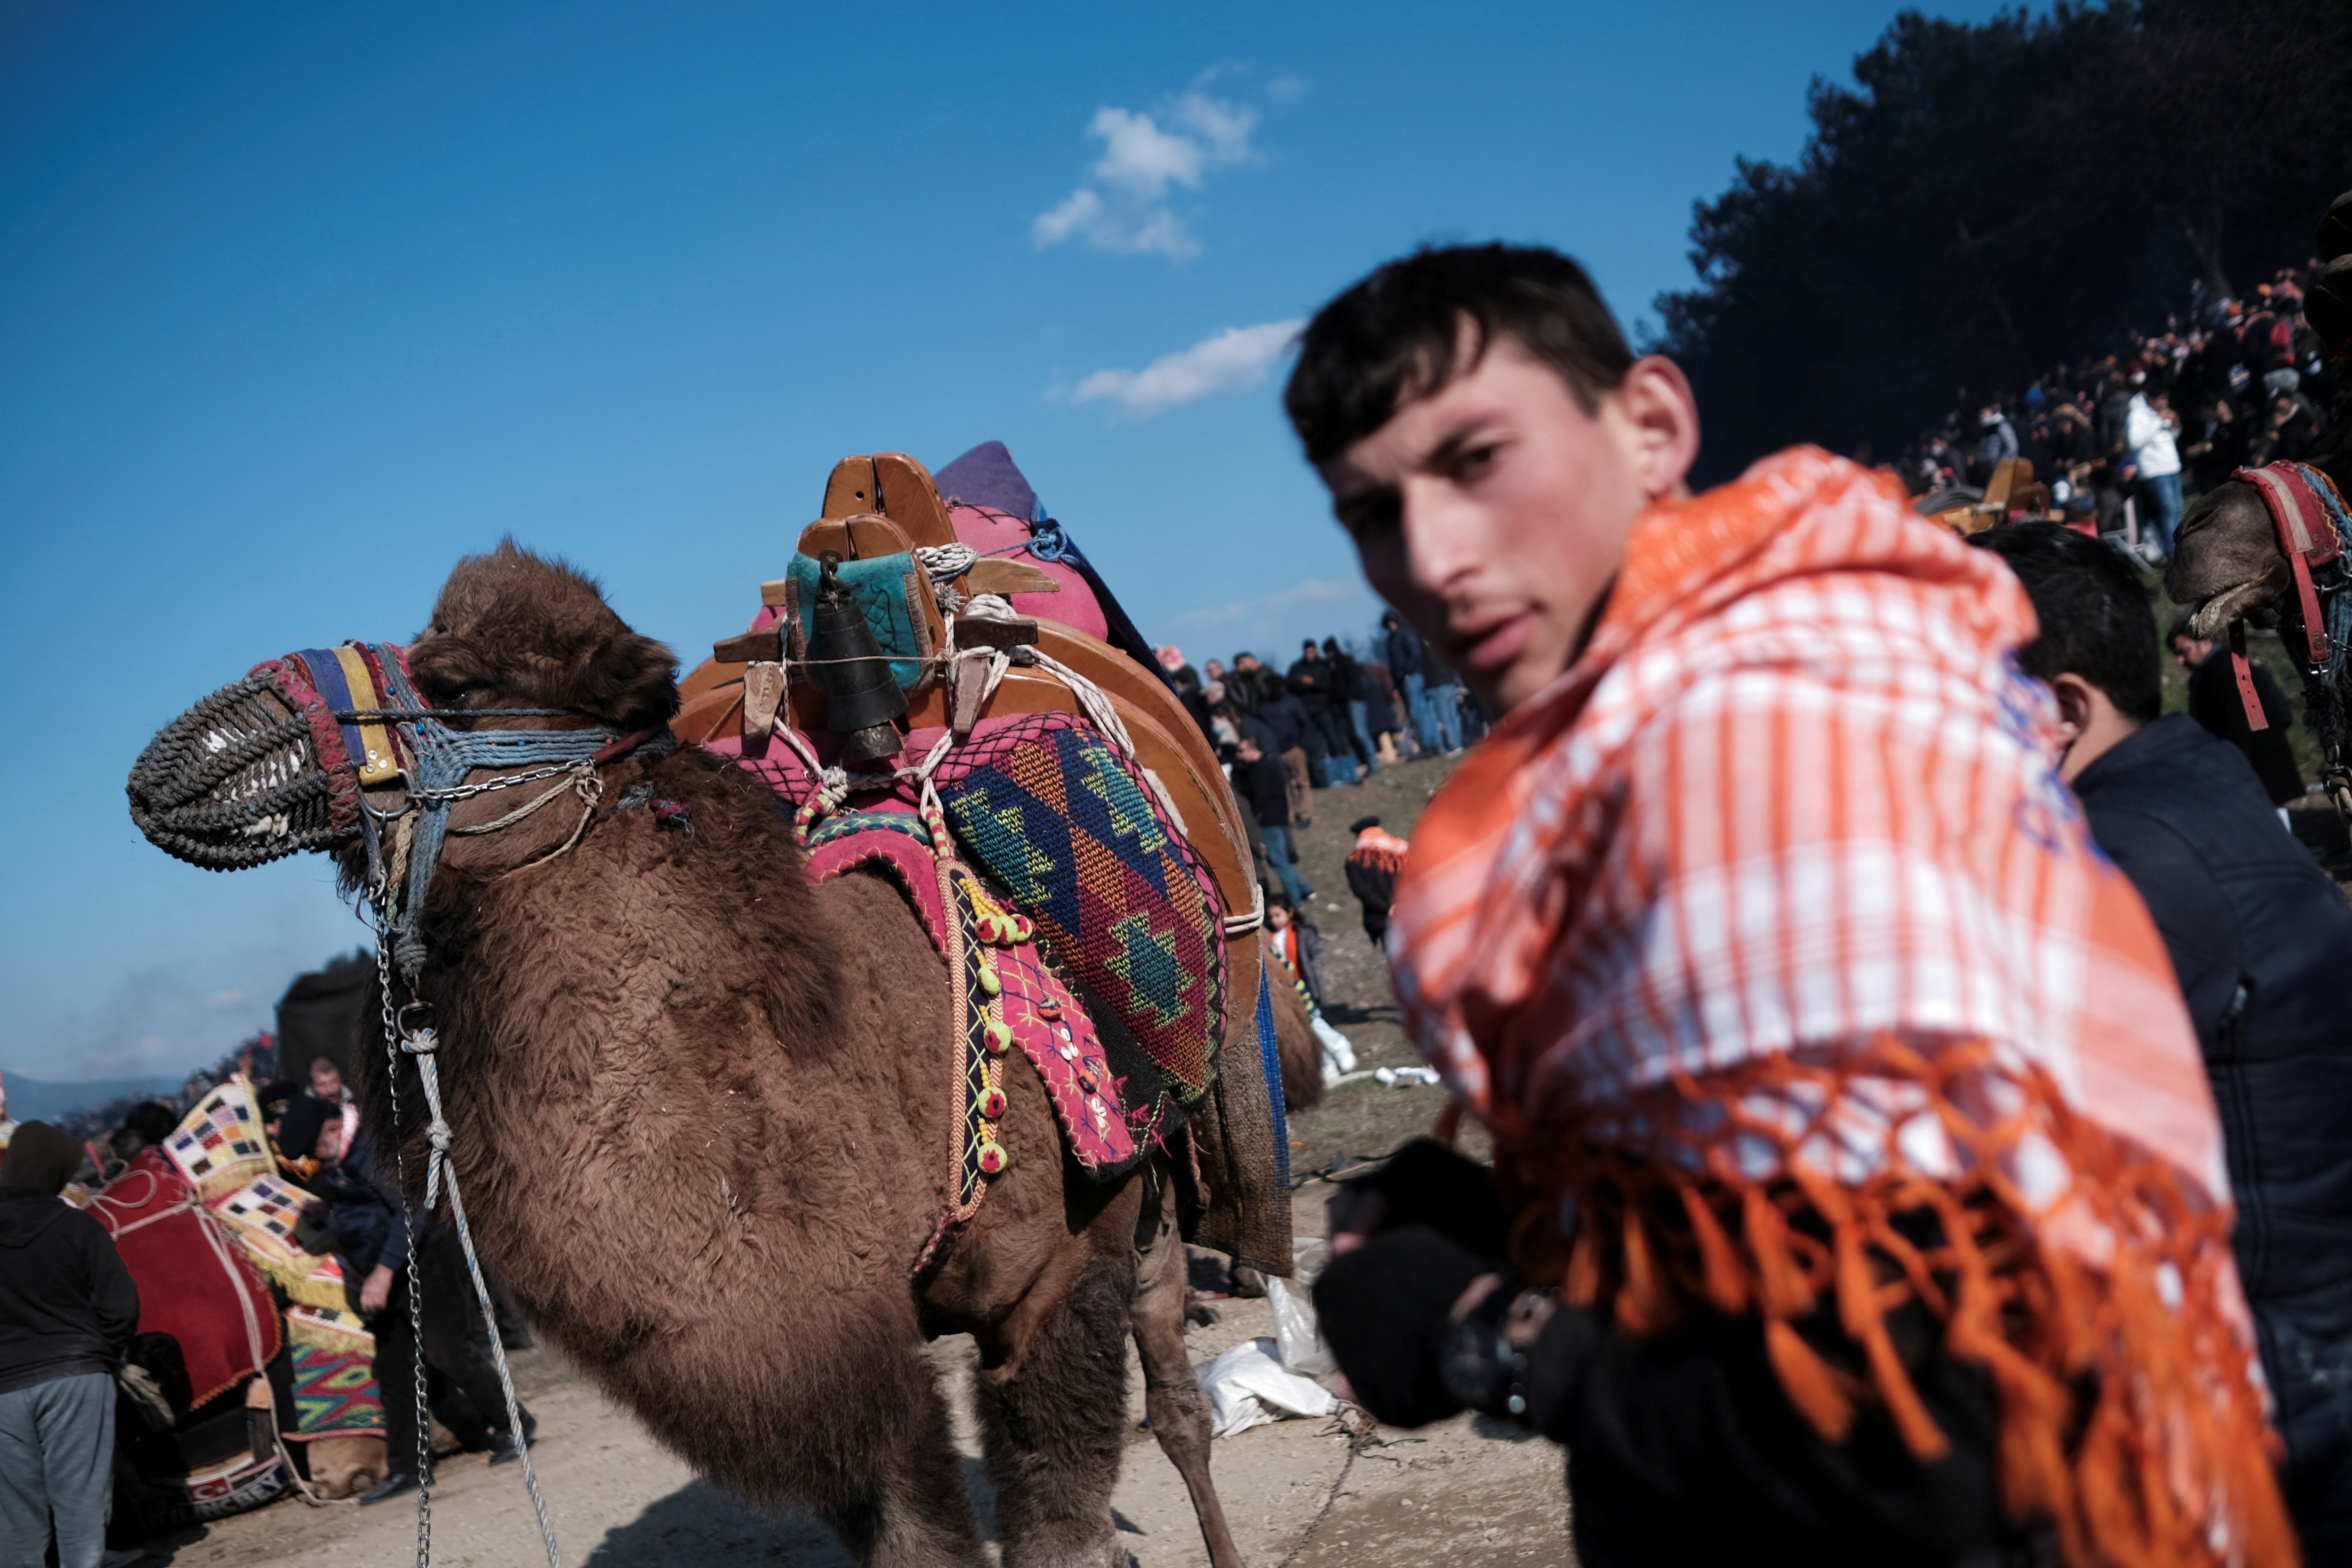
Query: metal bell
809 554 907 763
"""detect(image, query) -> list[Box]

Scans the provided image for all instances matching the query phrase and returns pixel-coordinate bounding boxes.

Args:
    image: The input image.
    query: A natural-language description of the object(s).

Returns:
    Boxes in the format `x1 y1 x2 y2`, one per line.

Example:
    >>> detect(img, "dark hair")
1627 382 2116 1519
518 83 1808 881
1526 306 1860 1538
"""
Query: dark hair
117 1101 178 1151
1971 523 2162 722
1284 244 1636 464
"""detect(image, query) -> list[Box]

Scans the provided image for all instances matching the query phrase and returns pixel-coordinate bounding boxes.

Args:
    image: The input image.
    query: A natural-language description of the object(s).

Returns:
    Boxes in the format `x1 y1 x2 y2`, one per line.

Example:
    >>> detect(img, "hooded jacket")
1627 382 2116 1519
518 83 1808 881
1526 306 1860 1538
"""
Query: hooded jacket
0 1122 140 1394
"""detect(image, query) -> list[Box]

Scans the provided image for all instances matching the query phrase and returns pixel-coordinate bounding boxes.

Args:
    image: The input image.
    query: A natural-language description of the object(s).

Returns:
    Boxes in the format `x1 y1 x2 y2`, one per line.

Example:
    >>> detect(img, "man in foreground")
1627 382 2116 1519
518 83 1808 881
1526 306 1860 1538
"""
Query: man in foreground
1289 244 2292 1566
1977 522 2352 1558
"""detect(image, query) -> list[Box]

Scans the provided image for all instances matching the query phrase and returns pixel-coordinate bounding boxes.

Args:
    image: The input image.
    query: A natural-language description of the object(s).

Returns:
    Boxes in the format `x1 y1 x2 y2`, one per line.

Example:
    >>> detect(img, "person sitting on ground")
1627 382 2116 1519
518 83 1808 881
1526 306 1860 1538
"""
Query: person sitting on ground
1341 815 1408 946
0 1121 140 1568
2167 621 2305 810
1977 521 2352 1557
298 1096 538 1505
1232 737 1312 911
1267 894 1358 1081
307 1054 359 1154
268 1093 340 1187
254 1079 308 1174
1285 242 2290 1567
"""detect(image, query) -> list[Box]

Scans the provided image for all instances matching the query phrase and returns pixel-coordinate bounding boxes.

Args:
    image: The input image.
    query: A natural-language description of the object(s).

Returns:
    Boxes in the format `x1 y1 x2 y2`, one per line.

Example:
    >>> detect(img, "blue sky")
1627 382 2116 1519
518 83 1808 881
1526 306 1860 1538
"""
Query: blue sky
0 0 2006 1082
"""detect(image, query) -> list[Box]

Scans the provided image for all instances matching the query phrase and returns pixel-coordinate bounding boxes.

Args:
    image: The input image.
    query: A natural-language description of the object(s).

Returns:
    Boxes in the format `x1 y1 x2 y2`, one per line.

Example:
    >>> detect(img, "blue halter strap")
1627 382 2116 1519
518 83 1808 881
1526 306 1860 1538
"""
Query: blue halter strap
362 645 626 979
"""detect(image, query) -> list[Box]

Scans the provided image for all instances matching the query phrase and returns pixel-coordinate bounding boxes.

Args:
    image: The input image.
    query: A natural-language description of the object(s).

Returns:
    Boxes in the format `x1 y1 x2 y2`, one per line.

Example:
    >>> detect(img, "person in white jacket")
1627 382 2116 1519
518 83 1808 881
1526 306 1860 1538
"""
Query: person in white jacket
2125 388 2184 564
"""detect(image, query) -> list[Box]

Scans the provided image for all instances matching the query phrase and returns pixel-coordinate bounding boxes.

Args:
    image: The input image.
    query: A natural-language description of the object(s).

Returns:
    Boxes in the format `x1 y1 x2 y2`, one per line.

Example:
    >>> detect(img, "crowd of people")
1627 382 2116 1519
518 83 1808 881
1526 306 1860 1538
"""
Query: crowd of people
1152 619 1483 914
2 1041 540 1565
1902 264 2340 564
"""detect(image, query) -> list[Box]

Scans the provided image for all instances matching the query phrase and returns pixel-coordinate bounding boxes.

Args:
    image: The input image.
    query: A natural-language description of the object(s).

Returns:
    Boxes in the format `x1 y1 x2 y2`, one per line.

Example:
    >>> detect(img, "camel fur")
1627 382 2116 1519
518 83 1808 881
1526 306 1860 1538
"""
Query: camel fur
333 542 1246 1568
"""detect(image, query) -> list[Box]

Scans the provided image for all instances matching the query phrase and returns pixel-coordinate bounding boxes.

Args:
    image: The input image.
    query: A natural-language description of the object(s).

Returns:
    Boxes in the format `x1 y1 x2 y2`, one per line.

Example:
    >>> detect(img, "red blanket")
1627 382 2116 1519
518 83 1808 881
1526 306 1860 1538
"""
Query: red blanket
88 1149 280 1408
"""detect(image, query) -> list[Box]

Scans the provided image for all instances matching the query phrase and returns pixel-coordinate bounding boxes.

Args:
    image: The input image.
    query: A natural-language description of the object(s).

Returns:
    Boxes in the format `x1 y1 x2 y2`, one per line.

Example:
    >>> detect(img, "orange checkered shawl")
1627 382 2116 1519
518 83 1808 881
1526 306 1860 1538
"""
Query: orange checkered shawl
1390 449 2294 1567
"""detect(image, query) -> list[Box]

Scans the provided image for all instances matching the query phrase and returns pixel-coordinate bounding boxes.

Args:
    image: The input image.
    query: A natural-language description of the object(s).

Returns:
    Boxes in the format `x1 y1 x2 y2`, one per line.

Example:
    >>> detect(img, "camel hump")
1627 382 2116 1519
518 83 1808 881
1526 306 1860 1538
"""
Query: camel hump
674 447 1259 920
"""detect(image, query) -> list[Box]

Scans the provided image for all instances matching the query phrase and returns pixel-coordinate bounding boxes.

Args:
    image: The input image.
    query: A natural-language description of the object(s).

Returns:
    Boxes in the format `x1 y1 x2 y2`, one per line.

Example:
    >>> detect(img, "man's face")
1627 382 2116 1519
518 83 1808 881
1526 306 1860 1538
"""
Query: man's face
310 1060 342 1100
314 1120 345 1163
1321 339 1659 712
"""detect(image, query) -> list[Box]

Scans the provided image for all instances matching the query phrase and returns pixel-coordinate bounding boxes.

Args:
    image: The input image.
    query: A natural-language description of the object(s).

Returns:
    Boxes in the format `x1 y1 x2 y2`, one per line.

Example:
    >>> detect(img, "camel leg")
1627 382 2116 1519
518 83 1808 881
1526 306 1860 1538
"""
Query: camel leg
972 1228 1138 1567
1132 1198 1245 1568
805 1329 990 1568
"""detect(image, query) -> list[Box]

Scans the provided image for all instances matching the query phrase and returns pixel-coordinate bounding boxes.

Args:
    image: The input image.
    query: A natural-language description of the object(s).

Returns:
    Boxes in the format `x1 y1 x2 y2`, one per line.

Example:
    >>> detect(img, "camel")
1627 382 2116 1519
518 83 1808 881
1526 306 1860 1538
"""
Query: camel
2169 193 2352 643
151 543 1312 1567
2165 194 2350 799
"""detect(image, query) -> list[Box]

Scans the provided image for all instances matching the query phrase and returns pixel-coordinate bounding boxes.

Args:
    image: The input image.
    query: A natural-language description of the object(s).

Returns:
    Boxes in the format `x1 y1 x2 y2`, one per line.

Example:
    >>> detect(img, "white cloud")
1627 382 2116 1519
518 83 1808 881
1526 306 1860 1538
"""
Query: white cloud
204 988 247 1010
1073 320 1301 416
1032 92 1261 260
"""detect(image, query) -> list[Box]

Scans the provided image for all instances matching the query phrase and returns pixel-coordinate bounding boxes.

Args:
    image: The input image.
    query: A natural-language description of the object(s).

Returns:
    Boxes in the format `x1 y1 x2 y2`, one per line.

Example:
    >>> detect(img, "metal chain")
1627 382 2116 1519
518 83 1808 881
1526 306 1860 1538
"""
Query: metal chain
406 1031 561 1565
405 759 585 805
373 936 434 1568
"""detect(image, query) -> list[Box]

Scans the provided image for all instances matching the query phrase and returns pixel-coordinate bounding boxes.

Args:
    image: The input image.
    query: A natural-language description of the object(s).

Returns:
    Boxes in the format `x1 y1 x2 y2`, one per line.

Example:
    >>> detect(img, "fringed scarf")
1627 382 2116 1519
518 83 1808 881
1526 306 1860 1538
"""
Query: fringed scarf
1388 448 2295 1568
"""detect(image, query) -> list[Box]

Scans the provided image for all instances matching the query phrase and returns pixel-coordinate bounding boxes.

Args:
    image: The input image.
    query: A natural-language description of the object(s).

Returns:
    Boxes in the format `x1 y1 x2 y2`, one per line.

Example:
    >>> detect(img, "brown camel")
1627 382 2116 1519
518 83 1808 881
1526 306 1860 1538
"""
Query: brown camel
2169 195 2352 639
250 544 1265 1566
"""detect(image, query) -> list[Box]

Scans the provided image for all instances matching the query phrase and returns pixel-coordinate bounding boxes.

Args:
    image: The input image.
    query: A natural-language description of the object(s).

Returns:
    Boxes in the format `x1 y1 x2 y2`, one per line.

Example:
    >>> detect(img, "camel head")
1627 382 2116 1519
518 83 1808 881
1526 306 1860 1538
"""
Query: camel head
128 541 680 877
407 540 678 735
2169 486 2299 638
2166 194 2352 641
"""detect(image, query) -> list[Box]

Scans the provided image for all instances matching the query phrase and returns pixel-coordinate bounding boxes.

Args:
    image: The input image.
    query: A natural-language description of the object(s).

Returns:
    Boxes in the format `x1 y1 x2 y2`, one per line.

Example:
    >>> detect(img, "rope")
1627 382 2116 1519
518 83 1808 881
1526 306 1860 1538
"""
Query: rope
914 542 978 580
402 1028 561 1568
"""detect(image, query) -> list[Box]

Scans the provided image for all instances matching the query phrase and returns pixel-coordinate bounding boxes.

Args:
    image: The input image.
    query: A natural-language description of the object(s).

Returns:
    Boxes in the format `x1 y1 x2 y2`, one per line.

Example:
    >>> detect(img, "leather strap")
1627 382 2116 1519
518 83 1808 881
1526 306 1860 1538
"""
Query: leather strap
2234 464 2337 666
2229 620 2269 732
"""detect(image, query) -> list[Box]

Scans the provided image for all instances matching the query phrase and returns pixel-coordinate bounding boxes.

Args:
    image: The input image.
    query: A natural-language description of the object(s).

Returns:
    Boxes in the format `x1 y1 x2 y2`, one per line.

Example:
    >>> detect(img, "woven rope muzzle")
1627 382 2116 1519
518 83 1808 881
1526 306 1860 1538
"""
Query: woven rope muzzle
127 654 369 871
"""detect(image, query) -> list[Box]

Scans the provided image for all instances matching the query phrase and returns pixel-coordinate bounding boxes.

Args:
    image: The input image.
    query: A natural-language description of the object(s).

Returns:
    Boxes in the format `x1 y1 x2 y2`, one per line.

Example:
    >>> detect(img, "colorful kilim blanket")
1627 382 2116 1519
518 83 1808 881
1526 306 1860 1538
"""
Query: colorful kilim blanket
214 1174 352 1312
163 1078 276 1206
287 1329 384 1441
933 712 1226 1105
799 810 1176 1174
84 1150 282 1409
154 1077 352 1311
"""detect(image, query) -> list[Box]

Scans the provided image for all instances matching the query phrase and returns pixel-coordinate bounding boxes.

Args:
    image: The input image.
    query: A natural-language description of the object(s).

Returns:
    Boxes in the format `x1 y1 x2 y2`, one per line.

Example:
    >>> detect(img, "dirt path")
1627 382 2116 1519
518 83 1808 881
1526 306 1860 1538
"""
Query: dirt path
144 755 1573 1566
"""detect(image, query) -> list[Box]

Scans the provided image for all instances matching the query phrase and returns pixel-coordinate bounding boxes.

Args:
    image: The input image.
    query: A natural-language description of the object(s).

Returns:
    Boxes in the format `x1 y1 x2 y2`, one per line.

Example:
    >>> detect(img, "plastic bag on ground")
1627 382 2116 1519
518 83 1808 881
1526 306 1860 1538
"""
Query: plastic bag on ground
1194 1336 1337 1438
1267 1237 1336 1381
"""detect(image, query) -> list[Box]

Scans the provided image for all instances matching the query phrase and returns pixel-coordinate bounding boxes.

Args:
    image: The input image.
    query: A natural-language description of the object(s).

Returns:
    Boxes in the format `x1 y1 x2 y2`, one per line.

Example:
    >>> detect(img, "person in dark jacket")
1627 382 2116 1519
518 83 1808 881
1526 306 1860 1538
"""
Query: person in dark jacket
1224 653 1275 714
1257 685 1321 826
1977 521 2352 1559
1359 659 1406 760
1290 639 1357 780
0 1121 139 1568
1382 611 1435 751
273 1096 535 1503
1324 638 1380 775
1233 737 1312 908
2170 623 2306 808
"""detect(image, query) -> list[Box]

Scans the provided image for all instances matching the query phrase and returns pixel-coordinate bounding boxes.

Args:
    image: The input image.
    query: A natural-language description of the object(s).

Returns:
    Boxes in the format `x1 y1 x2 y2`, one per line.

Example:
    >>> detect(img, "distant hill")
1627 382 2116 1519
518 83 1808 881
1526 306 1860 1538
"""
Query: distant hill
0 1072 182 1126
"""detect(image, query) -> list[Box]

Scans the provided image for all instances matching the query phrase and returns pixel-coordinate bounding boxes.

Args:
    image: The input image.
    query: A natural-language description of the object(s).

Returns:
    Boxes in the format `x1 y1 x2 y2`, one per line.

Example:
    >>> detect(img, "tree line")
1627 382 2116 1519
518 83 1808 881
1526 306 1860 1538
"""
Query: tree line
1652 0 2352 484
